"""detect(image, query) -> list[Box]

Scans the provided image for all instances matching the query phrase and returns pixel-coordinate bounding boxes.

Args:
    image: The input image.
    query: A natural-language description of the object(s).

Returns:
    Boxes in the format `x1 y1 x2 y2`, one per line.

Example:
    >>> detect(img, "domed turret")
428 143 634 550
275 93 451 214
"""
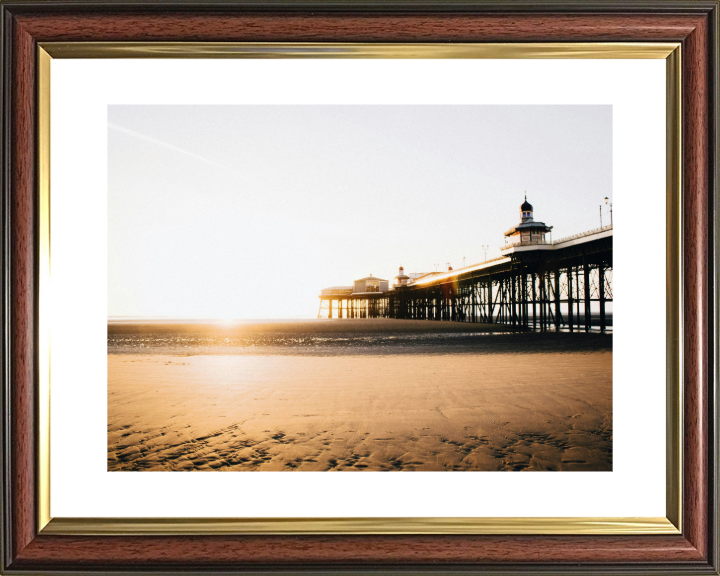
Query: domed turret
503 193 553 246
394 265 411 288
520 193 534 223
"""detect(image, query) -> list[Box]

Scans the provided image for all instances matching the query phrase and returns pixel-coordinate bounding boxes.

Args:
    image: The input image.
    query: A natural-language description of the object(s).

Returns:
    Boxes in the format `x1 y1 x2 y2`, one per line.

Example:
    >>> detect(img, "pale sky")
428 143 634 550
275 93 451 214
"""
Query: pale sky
108 105 612 319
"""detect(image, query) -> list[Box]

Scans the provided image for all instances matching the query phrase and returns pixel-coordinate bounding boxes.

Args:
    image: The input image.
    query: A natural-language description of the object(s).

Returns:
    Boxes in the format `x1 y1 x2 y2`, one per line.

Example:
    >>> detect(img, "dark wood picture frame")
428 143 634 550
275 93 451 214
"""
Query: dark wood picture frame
1 1 718 573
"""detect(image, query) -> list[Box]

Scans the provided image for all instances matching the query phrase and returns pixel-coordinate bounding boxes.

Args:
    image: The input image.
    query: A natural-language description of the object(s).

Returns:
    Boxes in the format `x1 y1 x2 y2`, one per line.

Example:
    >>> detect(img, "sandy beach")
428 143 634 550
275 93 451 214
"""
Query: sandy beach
108 319 612 472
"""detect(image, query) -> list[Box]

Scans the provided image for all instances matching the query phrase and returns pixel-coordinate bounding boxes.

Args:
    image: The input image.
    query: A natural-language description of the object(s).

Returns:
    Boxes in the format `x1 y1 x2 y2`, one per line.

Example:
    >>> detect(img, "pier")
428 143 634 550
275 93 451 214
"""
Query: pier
318 198 613 332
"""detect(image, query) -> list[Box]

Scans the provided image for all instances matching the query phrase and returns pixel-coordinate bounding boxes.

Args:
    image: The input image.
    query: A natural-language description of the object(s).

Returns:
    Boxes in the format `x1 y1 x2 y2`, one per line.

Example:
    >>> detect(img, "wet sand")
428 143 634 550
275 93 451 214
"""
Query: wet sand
108 320 612 472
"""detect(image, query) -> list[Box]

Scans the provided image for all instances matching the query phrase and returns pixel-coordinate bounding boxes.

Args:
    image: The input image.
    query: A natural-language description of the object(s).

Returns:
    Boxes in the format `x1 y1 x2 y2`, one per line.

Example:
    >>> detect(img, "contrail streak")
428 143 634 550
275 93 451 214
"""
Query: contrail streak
108 122 246 179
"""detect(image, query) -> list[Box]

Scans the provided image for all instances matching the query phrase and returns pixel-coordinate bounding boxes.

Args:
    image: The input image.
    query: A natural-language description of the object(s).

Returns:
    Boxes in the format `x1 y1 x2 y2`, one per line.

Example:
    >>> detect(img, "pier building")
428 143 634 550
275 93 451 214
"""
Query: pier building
318 196 613 332
318 275 390 319
354 275 389 294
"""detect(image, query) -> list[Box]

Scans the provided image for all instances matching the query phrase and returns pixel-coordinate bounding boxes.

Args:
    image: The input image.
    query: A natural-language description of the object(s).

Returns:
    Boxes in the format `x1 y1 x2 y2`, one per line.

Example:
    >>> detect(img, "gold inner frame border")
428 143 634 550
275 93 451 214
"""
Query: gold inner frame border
36 41 682 536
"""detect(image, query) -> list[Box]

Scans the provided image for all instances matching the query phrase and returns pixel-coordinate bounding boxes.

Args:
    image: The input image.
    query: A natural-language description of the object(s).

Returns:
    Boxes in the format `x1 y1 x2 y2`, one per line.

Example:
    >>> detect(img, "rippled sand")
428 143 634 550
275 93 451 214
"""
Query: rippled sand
108 322 612 472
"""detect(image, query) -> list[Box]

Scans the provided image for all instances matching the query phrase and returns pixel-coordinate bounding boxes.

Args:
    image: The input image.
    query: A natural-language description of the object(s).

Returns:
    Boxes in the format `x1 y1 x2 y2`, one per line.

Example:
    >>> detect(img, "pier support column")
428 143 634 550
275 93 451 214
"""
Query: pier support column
541 272 546 331
487 278 493 323
583 259 591 332
554 269 561 330
575 266 581 328
531 273 537 330
568 266 574 332
544 274 549 330
543 272 549 331
499 279 505 324
504 278 509 324
507 278 512 325
510 275 516 326
521 275 525 327
474 286 479 322
328 299 333 319
599 262 606 332
520 268 528 328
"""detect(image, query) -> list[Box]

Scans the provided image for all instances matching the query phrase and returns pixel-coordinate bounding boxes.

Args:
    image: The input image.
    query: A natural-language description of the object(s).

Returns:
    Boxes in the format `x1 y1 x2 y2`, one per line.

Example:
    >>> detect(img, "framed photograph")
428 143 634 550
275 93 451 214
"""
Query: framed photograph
1 1 717 574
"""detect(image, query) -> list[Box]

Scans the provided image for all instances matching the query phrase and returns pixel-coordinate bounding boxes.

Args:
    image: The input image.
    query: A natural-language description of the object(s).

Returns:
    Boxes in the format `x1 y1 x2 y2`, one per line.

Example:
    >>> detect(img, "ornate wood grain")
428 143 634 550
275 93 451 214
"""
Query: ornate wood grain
8 534 707 567
11 12 707 43
8 14 37 565
1 3 716 573
681 11 710 562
